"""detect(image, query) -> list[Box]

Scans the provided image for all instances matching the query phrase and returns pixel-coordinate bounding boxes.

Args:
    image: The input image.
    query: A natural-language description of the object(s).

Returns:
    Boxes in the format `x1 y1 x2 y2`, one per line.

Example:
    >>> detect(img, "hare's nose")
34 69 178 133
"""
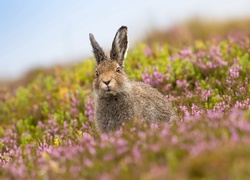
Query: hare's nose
103 80 111 86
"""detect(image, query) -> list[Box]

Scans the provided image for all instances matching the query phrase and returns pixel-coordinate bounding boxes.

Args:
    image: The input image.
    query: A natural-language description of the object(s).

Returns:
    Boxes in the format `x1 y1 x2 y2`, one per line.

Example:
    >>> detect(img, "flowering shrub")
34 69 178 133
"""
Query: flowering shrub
0 31 250 179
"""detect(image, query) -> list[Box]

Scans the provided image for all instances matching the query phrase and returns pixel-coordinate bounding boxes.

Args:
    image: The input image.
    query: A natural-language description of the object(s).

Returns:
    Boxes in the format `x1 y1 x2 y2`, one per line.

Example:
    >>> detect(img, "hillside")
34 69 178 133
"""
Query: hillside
145 19 250 47
1 25 250 179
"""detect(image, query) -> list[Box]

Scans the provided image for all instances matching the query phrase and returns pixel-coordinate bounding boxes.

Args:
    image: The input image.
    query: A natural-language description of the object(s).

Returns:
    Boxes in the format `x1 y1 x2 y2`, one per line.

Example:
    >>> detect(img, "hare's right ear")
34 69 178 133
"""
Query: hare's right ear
89 33 107 64
110 26 128 67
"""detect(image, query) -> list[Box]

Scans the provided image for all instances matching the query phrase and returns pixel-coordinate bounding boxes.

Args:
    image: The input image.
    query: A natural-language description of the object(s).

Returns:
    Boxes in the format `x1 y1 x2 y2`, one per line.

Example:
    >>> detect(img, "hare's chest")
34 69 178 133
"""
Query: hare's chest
97 97 132 119
95 97 134 132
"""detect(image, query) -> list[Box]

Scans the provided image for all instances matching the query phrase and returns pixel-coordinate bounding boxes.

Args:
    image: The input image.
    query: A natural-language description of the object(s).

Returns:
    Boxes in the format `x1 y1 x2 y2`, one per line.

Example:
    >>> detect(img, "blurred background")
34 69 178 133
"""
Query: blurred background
0 0 250 83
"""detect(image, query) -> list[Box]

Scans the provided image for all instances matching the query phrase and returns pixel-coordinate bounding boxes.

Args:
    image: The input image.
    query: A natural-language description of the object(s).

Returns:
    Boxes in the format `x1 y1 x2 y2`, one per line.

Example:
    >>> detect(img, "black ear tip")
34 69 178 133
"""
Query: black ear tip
119 26 127 31
89 33 97 44
89 33 94 39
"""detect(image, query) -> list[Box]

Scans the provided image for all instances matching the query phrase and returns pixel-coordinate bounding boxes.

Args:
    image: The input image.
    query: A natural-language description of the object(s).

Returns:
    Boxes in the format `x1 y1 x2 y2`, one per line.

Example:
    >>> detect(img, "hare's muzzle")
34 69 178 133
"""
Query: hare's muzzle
102 80 111 86
100 77 115 93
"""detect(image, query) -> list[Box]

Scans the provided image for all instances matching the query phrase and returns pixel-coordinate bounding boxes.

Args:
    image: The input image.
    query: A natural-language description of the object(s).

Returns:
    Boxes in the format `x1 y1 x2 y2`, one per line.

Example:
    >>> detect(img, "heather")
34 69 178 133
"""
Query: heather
1 31 250 179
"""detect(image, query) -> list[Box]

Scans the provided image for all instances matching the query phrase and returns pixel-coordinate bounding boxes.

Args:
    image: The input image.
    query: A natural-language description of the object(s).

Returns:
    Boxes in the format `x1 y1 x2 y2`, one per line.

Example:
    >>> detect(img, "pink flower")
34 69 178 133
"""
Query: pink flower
142 68 165 87
133 144 141 160
144 46 153 57
228 65 242 78
83 158 93 167
179 105 190 117
176 79 189 89
201 89 213 101
84 95 94 121
171 136 178 144
191 104 201 116
169 53 179 61
180 48 192 59
103 154 114 161
209 45 221 57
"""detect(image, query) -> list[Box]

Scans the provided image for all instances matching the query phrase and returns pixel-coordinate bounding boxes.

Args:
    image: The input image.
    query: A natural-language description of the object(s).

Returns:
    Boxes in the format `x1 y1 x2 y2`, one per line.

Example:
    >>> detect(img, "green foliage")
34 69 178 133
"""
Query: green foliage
239 53 250 73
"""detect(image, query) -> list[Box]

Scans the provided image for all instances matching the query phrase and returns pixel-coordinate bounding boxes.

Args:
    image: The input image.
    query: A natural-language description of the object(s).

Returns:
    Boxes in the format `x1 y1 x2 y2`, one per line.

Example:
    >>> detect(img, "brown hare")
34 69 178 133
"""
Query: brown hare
89 26 177 133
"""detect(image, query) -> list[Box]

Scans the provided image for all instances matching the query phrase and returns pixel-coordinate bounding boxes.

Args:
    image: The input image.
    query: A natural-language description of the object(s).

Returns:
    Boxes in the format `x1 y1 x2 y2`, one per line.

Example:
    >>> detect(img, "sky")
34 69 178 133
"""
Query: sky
0 0 250 80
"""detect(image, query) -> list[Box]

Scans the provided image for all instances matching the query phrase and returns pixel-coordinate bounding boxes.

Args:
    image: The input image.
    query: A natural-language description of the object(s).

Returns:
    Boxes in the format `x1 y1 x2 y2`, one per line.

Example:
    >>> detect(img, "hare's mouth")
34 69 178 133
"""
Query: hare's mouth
106 88 114 94
103 87 117 96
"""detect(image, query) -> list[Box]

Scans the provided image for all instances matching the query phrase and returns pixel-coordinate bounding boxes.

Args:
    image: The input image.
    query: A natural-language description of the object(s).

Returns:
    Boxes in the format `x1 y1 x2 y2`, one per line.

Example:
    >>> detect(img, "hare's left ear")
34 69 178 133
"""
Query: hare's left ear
110 26 128 67
89 33 107 64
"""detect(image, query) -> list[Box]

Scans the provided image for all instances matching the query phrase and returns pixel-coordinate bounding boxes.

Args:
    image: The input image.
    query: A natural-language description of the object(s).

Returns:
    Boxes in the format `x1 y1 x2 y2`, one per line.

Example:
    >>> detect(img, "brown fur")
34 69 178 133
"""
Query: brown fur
89 26 177 133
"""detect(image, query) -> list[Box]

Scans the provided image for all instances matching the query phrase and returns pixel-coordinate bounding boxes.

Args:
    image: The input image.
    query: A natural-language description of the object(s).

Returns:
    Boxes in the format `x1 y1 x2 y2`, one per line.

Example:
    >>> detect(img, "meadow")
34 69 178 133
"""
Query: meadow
0 22 250 179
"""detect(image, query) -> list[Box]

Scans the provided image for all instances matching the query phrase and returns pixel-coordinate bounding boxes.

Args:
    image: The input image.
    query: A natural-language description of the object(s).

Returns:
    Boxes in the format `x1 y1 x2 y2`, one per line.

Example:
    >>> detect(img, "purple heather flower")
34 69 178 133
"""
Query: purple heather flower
209 45 221 57
180 48 192 59
103 154 114 161
83 158 93 167
142 68 165 87
229 65 242 78
84 96 94 121
171 136 178 144
191 104 201 116
144 46 153 57
176 79 189 89
169 53 179 61
179 105 190 117
132 144 141 161
201 89 213 101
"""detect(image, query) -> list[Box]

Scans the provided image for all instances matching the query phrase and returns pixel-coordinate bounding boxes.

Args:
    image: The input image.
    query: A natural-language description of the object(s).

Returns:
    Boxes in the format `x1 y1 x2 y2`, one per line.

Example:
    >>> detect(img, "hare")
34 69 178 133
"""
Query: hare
89 26 177 133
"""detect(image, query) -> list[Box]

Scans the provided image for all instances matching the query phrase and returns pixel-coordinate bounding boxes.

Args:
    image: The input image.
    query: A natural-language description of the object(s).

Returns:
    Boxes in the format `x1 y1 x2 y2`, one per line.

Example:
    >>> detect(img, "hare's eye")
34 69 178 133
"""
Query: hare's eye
95 70 99 77
116 67 121 73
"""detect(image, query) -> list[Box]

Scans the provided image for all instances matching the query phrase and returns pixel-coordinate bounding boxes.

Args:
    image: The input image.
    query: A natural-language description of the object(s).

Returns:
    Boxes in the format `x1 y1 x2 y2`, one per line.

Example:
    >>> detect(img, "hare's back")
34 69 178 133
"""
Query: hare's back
130 81 175 123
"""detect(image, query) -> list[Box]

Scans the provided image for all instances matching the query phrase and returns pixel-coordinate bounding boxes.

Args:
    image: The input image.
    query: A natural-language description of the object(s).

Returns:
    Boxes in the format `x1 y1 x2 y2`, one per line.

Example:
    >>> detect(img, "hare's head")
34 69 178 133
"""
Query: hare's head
89 26 130 98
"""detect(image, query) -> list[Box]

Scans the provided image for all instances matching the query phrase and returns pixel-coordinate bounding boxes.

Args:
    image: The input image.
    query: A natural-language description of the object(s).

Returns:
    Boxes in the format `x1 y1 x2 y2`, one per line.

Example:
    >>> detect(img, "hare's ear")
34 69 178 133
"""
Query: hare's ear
89 33 107 64
110 26 128 67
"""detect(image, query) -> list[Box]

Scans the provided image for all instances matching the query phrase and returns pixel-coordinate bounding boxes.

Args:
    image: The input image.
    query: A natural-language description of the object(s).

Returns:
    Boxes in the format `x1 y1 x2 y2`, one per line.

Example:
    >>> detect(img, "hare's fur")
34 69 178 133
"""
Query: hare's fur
90 26 177 133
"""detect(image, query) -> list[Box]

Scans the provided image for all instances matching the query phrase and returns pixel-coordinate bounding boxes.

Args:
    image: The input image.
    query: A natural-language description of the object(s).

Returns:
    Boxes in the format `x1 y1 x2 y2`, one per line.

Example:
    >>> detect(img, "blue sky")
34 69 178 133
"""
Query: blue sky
0 0 250 79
